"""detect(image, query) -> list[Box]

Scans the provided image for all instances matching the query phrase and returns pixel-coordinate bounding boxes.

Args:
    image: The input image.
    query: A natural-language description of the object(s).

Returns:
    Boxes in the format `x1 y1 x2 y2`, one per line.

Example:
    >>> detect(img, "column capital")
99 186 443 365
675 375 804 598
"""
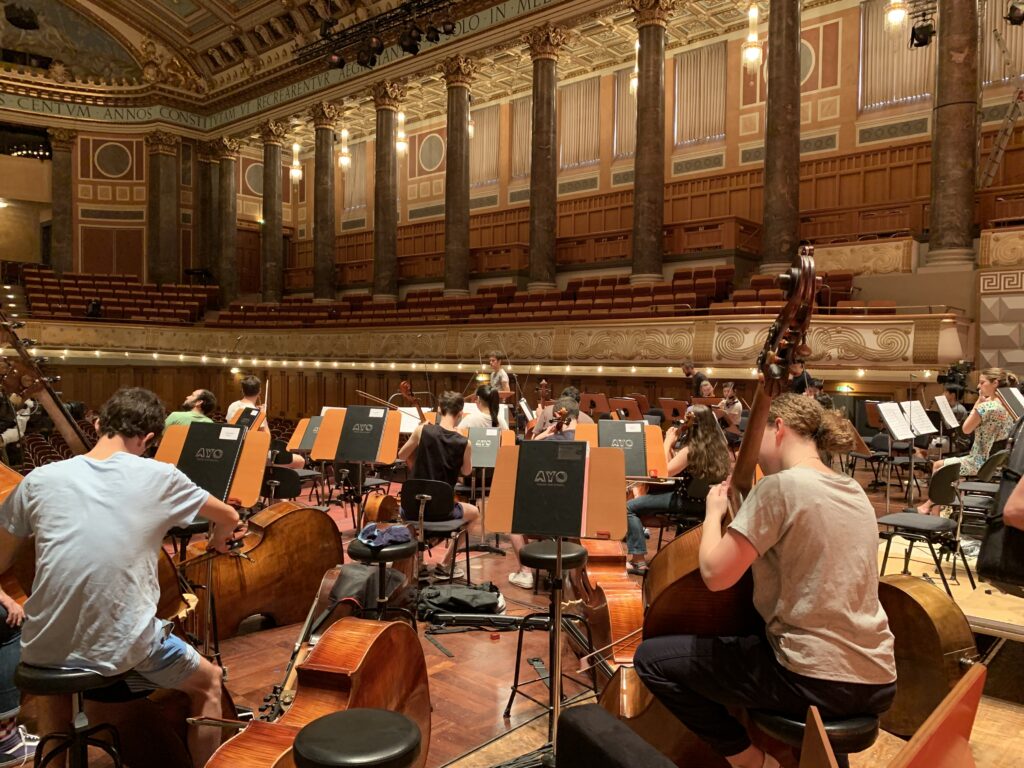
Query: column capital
197 140 221 163
46 127 77 151
439 55 476 88
630 0 677 28
145 130 180 155
372 80 406 111
523 23 569 61
258 119 288 146
309 101 342 129
215 137 241 159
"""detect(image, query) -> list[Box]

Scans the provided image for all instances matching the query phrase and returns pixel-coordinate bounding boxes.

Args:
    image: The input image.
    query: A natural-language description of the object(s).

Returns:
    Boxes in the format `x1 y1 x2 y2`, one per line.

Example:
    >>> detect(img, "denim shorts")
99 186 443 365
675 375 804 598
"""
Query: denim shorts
400 502 464 521
126 624 201 692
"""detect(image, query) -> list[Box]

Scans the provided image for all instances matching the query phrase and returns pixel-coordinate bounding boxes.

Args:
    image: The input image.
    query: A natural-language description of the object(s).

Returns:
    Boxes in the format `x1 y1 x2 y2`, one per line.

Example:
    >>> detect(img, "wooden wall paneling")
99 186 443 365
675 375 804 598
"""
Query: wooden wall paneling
115 229 144 277
81 228 115 274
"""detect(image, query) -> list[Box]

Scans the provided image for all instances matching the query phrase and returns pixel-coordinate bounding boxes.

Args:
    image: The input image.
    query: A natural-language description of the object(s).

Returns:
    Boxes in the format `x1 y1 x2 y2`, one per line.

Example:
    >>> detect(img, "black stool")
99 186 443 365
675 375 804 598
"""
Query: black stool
347 538 419 628
504 539 594 740
14 664 126 768
293 709 421 768
749 710 879 768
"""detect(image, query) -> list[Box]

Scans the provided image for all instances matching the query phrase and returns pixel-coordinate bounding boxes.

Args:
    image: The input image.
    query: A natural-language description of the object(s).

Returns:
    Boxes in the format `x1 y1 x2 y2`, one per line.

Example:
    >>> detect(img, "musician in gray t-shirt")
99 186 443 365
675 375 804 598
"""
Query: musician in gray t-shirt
634 394 896 767
0 388 243 766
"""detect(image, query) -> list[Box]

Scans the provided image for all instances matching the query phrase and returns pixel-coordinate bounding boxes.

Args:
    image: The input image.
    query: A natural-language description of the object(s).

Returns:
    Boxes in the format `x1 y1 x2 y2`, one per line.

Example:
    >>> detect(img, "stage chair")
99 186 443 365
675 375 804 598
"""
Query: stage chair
401 479 472 585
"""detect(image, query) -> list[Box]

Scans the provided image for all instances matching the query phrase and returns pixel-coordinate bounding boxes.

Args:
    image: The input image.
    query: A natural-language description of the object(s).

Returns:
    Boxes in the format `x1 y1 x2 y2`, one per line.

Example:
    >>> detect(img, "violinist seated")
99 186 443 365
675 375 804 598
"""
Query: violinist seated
507 397 580 590
397 391 480 578
625 405 731 576
716 381 743 447
528 386 594 439
460 385 509 431
229 375 305 471
0 387 246 767
633 395 897 768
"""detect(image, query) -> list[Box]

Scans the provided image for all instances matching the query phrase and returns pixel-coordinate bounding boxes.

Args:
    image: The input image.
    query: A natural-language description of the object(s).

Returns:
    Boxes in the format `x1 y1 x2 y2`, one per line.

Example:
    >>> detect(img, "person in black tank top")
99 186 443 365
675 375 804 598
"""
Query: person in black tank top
398 391 479 526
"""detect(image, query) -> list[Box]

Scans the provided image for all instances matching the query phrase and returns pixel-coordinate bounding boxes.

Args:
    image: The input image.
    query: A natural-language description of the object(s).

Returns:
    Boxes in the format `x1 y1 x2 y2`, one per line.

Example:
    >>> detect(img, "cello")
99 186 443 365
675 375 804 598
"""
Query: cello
205 615 431 768
598 247 819 764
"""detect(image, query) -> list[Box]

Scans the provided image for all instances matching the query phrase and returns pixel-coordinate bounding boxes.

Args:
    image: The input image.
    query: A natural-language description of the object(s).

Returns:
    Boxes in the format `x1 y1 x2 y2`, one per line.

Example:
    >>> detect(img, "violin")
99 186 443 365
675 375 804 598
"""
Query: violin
669 410 696 451
552 406 570 434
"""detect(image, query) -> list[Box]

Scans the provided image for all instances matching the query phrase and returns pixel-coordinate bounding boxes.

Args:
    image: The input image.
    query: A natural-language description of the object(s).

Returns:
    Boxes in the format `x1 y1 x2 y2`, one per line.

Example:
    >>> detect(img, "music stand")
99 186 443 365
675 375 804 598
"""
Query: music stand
462 426 515 555
876 402 916 515
579 393 611 418
899 400 937 507
488 443 626 763
608 397 642 421
933 395 961 461
575 421 669 480
997 387 1024 420
658 398 690 420
311 406 402 525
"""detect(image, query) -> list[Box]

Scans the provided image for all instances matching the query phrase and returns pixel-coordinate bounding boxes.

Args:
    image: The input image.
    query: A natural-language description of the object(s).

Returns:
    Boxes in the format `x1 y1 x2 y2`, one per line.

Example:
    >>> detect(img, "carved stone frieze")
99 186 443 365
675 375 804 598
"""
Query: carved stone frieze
46 128 77 152
197 140 221 163
979 227 1024 267
630 0 677 28
145 130 180 155
22 314 965 372
372 80 406 111
523 23 570 61
257 119 289 146
439 55 476 88
309 102 342 129
814 239 915 275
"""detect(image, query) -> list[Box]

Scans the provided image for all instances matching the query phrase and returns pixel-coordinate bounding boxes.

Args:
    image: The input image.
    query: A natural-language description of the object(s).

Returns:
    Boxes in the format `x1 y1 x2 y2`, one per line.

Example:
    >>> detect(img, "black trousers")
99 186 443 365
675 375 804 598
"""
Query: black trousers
633 634 896 757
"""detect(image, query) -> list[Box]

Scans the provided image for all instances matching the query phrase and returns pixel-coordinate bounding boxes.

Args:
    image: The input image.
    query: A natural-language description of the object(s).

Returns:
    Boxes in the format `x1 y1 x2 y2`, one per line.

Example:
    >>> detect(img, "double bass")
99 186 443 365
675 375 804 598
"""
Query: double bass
598 247 819 764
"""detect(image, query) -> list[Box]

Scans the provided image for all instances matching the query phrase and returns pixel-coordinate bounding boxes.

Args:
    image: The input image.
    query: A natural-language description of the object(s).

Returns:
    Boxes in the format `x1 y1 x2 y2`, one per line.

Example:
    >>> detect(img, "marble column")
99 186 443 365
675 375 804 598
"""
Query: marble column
196 142 220 273
630 0 675 285
441 55 476 297
259 119 286 303
372 80 405 301
310 102 341 300
524 24 568 293
928 0 979 266
46 128 76 275
760 0 802 275
145 130 181 286
216 138 241 305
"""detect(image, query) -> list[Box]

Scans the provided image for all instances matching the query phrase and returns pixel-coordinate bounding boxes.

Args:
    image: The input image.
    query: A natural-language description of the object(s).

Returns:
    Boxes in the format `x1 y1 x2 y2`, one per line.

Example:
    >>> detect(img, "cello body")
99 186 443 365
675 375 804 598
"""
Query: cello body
207 616 431 768
183 502 345 640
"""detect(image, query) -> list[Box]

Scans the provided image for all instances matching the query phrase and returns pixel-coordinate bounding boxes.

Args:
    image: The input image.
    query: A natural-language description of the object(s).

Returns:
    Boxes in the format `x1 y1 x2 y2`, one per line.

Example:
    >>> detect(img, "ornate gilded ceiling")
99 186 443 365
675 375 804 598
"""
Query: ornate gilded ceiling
0 0 845 139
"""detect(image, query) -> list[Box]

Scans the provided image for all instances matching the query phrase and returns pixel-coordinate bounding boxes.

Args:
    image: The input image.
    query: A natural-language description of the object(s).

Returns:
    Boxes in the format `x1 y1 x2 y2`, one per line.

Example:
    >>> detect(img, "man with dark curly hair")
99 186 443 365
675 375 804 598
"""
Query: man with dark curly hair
0 387 243 765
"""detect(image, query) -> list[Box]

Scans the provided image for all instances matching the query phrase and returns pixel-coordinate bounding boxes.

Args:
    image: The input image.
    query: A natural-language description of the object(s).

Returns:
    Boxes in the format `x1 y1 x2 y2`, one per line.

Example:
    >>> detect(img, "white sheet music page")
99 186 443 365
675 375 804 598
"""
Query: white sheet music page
877 402 915 441
933 395 959 430
900 401 937 436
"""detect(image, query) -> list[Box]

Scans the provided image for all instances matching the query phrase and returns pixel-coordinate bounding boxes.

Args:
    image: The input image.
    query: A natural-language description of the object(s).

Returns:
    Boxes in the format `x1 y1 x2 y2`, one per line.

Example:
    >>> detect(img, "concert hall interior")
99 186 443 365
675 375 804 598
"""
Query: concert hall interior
1 0 1024 766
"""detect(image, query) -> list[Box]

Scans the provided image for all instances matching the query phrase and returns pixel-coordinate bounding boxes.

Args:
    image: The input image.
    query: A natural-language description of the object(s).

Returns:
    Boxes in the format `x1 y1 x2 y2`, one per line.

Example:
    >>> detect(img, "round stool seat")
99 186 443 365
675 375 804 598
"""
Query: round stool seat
293 709 421 768
750 710 879 755
14 663 125 696
519 540 588 572
348 538 418 564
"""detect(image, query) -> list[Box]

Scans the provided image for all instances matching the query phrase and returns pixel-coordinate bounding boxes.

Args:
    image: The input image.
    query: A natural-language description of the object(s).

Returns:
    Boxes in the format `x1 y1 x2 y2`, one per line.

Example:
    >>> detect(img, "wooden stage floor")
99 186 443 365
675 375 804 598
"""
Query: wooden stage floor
217 467 1024 768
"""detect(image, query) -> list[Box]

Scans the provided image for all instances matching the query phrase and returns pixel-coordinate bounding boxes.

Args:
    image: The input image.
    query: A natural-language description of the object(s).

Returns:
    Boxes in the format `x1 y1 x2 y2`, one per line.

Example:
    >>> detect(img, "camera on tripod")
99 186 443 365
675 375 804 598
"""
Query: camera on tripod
937 360 974 390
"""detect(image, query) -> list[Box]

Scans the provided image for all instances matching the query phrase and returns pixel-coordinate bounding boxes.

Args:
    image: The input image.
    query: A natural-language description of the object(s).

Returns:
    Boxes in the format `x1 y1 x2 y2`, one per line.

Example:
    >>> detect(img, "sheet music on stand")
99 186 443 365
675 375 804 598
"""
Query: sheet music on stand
998 387 1024 420
899 401 937 437
876 402 915 442
933 395 960 430
396 406 432 434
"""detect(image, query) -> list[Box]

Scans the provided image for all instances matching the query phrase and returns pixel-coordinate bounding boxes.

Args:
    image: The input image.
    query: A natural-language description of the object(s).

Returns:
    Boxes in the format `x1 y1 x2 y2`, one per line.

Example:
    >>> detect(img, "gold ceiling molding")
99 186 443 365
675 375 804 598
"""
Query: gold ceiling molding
630 0 677 29
20 313 967 370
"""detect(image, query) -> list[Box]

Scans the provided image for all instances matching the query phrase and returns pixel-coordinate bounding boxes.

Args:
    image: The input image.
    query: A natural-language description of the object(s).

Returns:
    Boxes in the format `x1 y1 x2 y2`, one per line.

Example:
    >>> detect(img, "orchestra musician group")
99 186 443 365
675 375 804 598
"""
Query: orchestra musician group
0 345 1020 768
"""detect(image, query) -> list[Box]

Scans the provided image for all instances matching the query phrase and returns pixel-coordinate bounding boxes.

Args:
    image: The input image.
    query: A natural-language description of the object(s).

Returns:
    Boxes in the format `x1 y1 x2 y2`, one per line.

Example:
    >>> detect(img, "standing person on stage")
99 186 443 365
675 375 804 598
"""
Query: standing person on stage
398 391 480 579
508 397 581 590
634 394 896 768
918 368 1017 514
624 405 730 575
460 385 509 431
0 388 245 766
164 389 217 427
788 360 814 395
682 362 709 400
226 375 268 431
488 353 512 394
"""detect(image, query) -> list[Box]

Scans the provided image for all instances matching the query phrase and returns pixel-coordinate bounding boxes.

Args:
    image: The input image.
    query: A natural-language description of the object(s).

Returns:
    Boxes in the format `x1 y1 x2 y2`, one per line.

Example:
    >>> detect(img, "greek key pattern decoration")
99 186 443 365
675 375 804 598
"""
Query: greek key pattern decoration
979 270 1024 295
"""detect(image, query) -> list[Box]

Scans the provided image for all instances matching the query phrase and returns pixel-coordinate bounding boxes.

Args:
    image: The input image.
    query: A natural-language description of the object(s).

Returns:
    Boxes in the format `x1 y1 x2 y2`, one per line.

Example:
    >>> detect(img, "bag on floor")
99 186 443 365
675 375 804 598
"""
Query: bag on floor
416 582 502 619
978 415 1024 586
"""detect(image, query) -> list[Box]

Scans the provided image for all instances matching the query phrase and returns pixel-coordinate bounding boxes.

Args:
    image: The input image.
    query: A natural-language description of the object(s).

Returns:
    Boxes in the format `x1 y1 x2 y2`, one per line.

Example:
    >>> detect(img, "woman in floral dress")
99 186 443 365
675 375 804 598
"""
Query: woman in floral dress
918 367 1017 514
